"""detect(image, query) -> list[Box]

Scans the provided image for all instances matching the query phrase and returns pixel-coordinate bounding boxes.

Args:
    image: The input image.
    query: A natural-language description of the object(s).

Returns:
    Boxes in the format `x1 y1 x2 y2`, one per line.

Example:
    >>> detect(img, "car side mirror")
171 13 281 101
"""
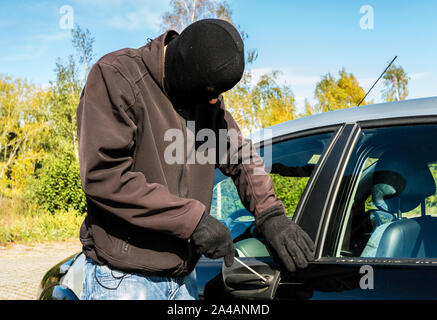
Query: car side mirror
221 257 281 300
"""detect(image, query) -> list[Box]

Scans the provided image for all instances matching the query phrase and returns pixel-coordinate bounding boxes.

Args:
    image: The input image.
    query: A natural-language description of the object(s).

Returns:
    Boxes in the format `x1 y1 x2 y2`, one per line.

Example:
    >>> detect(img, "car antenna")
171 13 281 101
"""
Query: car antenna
357 56 398 107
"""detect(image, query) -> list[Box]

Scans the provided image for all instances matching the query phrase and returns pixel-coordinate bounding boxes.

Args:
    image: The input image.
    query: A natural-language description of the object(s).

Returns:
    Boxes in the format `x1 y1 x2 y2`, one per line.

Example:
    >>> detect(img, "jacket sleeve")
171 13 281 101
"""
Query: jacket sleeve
216 96 286 218
76 62 205 240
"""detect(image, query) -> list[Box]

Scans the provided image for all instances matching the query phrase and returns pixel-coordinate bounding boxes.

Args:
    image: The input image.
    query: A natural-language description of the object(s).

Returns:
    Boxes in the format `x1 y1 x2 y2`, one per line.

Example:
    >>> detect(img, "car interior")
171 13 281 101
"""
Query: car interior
337 125 437 259
210 132 334 259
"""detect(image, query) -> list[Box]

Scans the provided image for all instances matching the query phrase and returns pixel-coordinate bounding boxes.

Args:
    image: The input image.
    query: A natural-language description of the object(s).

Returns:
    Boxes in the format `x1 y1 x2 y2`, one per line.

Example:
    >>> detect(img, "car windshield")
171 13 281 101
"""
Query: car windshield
210 132 334 239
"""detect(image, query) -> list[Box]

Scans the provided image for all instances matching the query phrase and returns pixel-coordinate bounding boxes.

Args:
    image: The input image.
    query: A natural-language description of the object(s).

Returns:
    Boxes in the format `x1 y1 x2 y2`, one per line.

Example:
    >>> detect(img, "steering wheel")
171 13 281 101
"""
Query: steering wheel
224 209 255 240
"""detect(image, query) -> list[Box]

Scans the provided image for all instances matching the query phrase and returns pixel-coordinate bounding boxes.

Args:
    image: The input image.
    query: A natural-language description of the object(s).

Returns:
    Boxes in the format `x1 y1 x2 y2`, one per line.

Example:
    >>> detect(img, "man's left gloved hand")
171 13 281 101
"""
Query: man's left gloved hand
255 206 315 273
190 212 235 267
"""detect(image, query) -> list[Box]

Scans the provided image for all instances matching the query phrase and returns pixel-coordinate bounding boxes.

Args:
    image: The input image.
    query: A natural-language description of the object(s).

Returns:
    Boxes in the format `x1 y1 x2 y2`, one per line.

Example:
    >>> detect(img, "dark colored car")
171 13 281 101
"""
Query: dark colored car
39 97 437 300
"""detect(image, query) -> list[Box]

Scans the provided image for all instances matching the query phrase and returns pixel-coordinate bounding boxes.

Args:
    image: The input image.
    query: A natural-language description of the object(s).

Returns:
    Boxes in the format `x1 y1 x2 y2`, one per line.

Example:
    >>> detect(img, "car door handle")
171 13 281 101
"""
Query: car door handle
225 273 272 288
221 258 281 300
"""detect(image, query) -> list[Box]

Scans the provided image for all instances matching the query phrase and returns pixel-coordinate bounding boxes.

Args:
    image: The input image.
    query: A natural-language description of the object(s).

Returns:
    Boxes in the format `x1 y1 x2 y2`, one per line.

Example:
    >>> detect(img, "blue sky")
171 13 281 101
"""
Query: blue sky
0 0 436 112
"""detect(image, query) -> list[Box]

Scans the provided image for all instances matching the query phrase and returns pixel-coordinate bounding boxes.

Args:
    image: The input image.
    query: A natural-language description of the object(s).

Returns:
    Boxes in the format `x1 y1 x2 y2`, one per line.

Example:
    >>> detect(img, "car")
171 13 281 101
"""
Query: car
38 96 437 300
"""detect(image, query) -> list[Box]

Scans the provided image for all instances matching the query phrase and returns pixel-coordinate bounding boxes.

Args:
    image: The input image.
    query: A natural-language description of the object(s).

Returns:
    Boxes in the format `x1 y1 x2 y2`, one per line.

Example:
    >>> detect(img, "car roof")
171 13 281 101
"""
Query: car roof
249 96 437 144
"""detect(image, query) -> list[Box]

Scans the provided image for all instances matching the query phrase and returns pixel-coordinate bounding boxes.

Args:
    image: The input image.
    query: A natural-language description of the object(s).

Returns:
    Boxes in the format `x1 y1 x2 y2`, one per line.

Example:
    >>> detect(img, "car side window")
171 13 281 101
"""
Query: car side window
326 124 437 259
210 132 334 254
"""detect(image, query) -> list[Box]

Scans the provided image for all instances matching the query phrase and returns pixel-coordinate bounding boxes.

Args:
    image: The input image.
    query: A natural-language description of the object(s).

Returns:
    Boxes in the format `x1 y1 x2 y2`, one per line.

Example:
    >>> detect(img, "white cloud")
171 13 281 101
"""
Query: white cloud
108 7 162 31
358 71 430 89
72 0 170 32
410 72 430 81
34 31 70 42
0 45 48 62
248 67 320 86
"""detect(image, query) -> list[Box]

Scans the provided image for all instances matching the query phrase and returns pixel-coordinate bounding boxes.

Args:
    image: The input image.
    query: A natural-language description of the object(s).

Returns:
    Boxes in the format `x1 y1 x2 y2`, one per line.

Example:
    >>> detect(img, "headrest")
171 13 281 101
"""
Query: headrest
372 150 436 213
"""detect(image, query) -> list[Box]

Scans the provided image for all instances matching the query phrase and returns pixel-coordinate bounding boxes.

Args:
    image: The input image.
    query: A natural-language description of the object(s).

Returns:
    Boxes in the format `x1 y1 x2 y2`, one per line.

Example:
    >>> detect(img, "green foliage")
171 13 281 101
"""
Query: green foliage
311 69 369 113
223 72 257 133
252 72 296 128
0 75 52 197
224 71 297 134
269 174 309 217
0 207 83 245
47 56 80 156
48 25 94 158
426 164 437 208
72 25 95 70
29 153 86 215
0 25 93 245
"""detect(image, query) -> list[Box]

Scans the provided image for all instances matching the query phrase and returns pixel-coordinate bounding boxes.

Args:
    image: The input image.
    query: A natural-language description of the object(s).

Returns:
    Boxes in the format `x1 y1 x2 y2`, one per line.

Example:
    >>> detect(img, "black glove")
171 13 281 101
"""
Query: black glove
190 212 235 267
256 206 315 273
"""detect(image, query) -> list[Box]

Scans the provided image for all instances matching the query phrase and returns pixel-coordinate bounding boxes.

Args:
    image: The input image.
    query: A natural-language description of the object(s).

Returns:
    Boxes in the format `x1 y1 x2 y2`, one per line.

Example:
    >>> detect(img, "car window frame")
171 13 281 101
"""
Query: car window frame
318 115 437 266
209 125 341 229
200 125 341 265
293 123 361 254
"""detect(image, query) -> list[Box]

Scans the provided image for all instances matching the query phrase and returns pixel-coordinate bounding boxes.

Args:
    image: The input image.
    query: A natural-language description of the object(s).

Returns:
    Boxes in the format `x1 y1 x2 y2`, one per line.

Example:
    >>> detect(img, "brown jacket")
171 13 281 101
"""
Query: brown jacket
76 30 285 276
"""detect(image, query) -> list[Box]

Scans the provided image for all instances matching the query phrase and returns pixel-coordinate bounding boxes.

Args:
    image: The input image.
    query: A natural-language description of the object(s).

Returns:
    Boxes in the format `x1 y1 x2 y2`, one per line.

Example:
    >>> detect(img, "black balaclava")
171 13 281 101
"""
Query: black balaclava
164 19 245 107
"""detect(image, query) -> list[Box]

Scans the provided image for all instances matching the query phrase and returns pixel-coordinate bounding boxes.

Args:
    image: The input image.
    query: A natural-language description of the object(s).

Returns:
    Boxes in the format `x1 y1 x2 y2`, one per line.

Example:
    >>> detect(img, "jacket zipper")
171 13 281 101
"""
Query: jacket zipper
177 112 192 272
177 114 186 197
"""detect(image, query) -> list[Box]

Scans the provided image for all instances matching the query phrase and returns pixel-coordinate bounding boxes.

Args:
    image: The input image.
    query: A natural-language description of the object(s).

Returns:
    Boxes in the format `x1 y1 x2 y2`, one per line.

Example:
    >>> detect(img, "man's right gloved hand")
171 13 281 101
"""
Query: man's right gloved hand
190 212 235 267
256 206 315 273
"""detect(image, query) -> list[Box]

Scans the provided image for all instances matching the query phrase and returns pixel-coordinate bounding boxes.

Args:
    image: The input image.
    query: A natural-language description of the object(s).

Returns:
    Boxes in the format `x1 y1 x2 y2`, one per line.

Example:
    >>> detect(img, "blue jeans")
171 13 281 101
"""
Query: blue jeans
81 258 198 300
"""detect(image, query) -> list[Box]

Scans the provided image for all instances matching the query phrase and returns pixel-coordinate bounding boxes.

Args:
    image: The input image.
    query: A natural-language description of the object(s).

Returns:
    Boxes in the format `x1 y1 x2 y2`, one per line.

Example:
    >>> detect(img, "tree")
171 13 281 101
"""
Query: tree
71 24 95 86
224 71 297 134
298 99 317 117
382 64 409 102
311 69 369 114
30 152 87 214
252 71 296 128
48 25 95 159
48 55 81 158
0 76 51 197
222 72 255 133
20 25 94 212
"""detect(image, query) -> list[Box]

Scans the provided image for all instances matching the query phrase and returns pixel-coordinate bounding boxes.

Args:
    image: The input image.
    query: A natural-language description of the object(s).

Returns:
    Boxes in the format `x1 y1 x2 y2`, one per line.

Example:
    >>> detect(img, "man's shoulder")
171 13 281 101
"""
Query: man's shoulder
96 47 148 82
97 47 141 65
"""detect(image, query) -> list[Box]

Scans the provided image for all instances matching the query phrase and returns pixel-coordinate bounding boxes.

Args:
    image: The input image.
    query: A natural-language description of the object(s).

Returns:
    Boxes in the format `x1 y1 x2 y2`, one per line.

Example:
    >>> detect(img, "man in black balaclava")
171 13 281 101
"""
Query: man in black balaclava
78 18 314 300
164 18 245 107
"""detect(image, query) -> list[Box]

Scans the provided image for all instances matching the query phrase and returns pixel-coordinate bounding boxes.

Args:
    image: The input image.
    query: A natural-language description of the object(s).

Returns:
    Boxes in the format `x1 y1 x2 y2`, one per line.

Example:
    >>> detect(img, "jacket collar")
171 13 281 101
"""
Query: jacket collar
141 30 179 99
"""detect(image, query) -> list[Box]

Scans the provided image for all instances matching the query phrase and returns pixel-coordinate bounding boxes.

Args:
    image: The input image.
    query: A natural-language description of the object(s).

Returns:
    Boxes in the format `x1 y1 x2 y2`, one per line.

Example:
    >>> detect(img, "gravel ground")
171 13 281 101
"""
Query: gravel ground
0 241 82 300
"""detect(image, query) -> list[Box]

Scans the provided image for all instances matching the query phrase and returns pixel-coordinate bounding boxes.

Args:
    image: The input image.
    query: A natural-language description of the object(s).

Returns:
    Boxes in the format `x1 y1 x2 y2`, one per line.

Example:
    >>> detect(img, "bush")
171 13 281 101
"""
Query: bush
269 174 309 217
29 152 87 214
0 200 83 245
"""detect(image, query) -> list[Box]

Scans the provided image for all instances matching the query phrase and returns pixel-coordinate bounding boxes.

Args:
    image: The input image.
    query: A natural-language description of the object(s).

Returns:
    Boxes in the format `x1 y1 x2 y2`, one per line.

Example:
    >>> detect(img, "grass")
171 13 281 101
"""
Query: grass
0 196 84 246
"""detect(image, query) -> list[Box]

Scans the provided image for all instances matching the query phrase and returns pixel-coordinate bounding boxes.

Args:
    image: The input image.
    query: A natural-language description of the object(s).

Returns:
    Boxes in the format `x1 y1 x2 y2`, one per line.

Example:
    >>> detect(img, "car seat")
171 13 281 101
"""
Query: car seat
361 151 437 258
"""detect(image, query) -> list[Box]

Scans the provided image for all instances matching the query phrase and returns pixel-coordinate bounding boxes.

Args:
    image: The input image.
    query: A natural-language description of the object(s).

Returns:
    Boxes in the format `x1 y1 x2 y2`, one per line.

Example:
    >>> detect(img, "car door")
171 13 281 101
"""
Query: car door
198 124 342 299
203 118 437 300
277 119 437 300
